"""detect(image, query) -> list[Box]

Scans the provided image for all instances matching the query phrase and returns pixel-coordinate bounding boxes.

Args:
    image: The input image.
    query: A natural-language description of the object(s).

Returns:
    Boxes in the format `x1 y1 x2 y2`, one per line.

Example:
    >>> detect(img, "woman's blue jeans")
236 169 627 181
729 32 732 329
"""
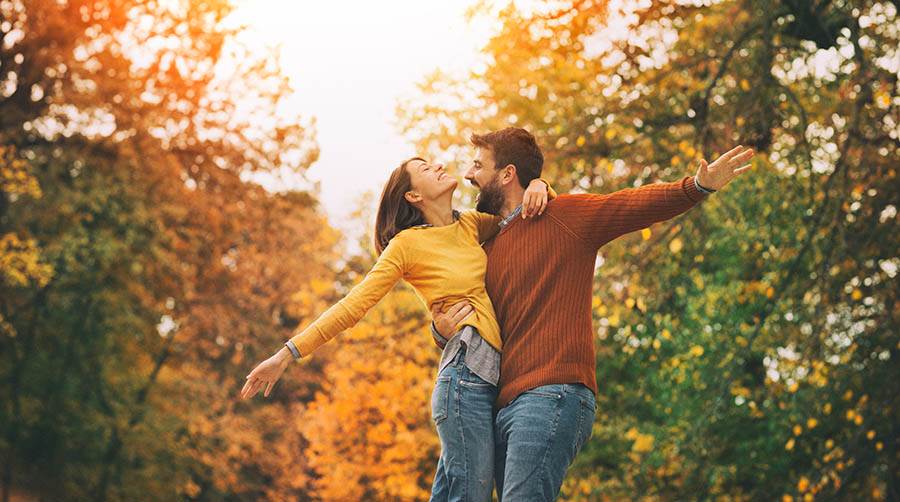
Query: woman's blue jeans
429 344 498 502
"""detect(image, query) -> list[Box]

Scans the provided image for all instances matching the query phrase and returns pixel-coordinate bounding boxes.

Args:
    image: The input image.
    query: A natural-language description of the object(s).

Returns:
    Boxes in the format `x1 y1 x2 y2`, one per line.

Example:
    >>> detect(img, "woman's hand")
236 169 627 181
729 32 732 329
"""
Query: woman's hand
522 179 549 219
240 347 292 399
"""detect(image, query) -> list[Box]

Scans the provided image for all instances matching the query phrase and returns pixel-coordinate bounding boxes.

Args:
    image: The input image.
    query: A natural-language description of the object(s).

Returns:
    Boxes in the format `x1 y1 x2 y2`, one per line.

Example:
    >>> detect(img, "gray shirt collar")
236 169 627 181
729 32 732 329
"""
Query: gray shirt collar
499 205 522 229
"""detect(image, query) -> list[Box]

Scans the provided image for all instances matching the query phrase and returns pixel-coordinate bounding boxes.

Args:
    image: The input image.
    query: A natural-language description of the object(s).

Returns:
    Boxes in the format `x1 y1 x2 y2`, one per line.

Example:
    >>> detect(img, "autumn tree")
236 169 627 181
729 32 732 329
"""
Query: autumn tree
1 0 334 499
401 0 898 499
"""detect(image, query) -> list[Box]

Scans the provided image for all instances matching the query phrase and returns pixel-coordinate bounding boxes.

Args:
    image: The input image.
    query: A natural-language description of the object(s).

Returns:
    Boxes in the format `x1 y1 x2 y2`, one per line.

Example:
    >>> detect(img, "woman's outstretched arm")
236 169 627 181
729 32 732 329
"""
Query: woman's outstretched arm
240 238 408 399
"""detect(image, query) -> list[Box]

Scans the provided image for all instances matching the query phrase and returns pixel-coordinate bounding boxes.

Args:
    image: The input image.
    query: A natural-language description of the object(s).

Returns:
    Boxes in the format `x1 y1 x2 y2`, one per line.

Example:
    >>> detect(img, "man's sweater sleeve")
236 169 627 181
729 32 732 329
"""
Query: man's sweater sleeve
563 175 707 249
289 238 407 357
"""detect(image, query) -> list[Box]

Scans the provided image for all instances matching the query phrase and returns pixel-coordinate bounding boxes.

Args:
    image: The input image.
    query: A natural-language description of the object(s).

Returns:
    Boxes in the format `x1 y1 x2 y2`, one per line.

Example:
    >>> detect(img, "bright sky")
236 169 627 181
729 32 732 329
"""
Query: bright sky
228 0 494 245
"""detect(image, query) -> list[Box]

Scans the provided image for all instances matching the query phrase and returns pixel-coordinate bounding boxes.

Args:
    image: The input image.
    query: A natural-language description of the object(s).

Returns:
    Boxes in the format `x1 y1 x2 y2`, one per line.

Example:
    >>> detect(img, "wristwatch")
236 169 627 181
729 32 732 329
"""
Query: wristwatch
284 340 303 361
694 176 717 194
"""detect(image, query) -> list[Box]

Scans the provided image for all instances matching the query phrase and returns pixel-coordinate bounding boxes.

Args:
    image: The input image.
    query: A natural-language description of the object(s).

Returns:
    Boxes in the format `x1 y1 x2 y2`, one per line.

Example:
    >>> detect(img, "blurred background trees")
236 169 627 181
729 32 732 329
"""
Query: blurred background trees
401 0 898 500
2 0 897 500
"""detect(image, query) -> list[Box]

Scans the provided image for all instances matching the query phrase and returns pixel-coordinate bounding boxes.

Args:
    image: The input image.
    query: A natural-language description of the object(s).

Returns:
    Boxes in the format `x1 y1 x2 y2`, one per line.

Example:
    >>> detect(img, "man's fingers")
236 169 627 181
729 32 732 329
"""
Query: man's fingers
264 381 274 397
733 164 752 174
452 306 475 325
728 149 753 165
539 197 547 215
721 145 745 161
431 301 444 316
447 301 468 317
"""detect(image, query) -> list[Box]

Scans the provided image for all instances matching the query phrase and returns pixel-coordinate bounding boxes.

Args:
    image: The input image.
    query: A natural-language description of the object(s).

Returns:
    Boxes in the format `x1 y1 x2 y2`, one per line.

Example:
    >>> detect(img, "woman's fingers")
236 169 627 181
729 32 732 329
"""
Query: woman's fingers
242 378 260 400
539 195 547 215
264 381 274 397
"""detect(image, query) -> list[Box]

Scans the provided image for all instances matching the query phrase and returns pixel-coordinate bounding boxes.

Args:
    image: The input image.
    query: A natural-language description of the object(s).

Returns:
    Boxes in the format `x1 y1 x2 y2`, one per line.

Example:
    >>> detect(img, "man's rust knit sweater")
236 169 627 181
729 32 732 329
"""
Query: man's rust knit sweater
484 176 707 408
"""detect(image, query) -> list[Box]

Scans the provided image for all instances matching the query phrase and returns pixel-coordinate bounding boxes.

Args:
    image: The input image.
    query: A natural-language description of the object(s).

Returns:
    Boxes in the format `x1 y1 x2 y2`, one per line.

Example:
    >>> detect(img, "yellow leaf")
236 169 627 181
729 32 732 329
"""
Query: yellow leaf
652 339 661 350
661 329 672 340
604 128 616 140
807 418 818 429
798 476 810 492
636 298 646 312
689 345 704 357
851 289 863 300
641 228 651 240
625 298 636 309
740 79 751 91
669 238 683 253
576 135 586 147
793 425 803 436
785 438 795 450
867 430 876 440
632 432 655 453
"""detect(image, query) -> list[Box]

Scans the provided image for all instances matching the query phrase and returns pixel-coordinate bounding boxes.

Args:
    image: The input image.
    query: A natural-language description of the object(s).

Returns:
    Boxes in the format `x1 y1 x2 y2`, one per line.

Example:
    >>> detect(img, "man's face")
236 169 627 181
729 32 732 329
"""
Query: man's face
466 147 506 215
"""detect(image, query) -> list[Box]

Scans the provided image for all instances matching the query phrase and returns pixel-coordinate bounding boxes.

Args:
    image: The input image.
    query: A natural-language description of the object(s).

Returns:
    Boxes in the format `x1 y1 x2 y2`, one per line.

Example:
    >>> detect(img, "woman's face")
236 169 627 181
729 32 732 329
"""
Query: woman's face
405 158 457 202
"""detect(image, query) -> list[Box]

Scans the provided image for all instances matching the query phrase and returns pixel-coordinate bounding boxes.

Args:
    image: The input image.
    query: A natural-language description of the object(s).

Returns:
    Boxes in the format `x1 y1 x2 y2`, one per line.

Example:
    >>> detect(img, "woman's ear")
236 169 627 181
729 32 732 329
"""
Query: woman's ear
404 191 422 204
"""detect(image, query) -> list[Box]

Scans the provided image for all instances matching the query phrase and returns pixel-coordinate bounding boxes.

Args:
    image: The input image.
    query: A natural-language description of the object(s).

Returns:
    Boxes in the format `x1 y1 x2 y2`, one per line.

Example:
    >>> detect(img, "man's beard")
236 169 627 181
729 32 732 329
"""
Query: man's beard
475 177 506 215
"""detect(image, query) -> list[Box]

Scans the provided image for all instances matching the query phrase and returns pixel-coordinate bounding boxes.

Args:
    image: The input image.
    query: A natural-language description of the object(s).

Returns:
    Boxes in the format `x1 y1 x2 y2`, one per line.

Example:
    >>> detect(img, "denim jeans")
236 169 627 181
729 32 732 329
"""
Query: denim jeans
430 345 498 502
494 383 597 501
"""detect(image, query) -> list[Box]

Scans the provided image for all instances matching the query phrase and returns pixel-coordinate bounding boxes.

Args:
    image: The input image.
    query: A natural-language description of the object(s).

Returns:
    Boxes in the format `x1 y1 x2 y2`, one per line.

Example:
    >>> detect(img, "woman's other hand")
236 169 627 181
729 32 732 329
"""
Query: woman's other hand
240 347 292 399
522 179 549 219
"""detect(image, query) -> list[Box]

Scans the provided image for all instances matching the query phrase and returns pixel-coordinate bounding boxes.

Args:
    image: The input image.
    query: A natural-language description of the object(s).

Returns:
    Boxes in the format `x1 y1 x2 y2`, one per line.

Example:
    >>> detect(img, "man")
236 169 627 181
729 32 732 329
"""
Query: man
431 127 753 501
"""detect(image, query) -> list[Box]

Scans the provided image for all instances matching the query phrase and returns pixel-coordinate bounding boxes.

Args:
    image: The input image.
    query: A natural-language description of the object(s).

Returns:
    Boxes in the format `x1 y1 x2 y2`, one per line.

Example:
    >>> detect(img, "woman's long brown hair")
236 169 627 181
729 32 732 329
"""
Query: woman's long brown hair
374 157 427 254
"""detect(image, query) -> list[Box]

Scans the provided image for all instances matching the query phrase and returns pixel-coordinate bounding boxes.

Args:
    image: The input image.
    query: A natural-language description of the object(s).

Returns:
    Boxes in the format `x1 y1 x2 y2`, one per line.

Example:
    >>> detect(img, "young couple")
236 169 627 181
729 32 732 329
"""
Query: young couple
240 127 755 501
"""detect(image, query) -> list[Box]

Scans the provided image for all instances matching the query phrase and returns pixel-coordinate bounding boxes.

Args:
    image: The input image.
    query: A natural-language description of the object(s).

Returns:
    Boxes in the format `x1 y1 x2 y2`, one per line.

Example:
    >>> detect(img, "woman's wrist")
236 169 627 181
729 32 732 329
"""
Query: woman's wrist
275 346 294 366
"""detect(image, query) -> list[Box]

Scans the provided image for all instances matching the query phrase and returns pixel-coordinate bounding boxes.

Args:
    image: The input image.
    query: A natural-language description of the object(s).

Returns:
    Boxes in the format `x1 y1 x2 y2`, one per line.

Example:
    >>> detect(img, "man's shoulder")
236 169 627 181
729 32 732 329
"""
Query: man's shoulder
546 193 602 214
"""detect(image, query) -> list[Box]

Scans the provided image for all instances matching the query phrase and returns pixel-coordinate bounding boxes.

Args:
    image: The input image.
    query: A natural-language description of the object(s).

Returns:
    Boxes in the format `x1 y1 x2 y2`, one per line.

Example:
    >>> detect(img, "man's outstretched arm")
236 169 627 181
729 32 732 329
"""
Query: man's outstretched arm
566 145 755 249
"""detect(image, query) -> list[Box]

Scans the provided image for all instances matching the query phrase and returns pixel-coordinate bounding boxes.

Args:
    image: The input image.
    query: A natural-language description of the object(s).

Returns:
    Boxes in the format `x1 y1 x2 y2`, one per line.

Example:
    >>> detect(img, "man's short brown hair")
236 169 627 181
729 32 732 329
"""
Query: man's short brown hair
470 127 544 189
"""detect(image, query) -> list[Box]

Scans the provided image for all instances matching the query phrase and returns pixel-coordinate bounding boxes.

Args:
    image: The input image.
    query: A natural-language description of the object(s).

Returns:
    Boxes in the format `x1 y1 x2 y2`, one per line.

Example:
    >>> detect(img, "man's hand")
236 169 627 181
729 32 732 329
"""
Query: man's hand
695 145 755 191
430 301 475 339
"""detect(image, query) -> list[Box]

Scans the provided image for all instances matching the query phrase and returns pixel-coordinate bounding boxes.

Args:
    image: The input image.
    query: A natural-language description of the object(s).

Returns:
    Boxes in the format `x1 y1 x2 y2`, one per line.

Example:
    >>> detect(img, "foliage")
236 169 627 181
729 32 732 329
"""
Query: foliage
400 0 899 499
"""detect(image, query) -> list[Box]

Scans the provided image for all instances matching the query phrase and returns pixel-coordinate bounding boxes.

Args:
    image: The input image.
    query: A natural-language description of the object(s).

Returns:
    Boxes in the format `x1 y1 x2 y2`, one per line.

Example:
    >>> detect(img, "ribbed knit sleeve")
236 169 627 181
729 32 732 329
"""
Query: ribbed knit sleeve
289 237 407 357
562 175 706 249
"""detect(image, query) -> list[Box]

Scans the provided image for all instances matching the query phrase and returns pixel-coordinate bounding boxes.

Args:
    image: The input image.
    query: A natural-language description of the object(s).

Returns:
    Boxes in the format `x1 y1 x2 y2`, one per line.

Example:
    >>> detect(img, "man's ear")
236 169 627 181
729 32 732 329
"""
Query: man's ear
500 164 518 186
404 191 422 204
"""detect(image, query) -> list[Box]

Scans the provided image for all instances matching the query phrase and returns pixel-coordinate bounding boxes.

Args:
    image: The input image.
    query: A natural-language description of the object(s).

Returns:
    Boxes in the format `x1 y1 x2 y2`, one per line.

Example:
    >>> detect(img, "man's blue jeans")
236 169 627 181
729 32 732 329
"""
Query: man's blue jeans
429 345 498 502
494 383 597 501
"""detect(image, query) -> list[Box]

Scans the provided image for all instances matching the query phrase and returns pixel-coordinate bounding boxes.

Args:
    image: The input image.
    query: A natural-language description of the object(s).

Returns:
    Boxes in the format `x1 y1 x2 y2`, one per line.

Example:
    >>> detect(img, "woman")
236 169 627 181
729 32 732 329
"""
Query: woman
239 157 552 501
